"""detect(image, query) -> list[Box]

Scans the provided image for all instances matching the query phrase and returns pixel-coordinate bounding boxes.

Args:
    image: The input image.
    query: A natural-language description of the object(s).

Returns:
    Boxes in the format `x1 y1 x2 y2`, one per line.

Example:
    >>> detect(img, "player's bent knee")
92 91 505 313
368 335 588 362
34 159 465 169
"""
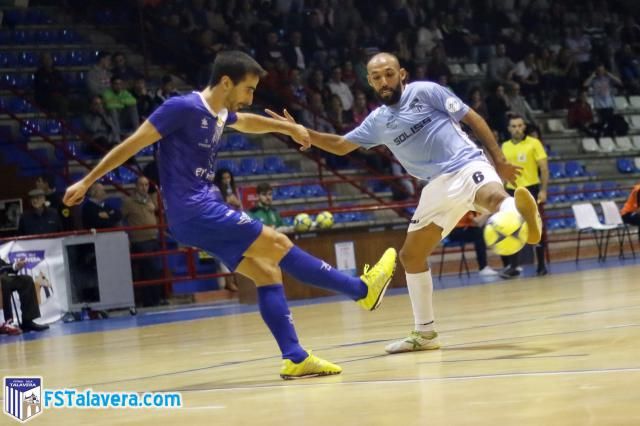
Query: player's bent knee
399 246 424 269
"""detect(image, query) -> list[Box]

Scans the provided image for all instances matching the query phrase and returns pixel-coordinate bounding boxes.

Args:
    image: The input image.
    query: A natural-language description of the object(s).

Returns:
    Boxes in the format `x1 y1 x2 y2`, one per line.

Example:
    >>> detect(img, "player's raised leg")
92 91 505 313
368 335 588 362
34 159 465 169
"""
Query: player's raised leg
473 182 542 245
235 257 341 379
385 222 442 354
243 226 397 311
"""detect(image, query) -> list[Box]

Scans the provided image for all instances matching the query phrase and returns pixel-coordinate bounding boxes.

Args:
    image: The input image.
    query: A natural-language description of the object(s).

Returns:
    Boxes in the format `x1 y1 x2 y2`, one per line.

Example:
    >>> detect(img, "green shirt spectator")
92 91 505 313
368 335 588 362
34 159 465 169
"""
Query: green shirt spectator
249 183 283 228
102 77 137 110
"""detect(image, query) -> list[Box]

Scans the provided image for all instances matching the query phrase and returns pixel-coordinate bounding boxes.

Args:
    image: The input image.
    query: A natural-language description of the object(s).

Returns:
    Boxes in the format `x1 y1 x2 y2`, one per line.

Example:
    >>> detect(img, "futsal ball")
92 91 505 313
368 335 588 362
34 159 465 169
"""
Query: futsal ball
293 213 313 232
315 211 334 229
483 211 529 256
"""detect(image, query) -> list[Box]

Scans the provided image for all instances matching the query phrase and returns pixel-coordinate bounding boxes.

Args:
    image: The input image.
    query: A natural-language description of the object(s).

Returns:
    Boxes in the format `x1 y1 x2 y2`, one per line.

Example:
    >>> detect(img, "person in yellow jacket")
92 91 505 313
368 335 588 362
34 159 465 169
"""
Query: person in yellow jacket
621 183 640 241
500 115 549 278
102 76 139 133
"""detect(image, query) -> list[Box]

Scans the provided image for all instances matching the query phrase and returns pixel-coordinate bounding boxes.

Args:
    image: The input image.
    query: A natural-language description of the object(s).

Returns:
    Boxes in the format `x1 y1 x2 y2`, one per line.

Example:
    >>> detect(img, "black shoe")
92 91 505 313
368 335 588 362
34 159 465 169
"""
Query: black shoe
21 321 49 332
536 267 548 276
499 267 521 279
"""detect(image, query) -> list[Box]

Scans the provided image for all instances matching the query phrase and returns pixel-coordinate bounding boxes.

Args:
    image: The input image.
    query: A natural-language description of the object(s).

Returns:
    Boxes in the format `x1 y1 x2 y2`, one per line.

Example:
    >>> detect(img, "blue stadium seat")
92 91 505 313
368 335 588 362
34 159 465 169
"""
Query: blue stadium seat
20 120 40 137
117 167 138 184
547 186 566 204
582 182 602 200
549 162 565 179
263 156 288 173
44 119 62 135
227 133 250 150
239 157 261 175
564 184 583 202
215 159 238 175
19 51 37 67
600 181 621 198
565 161 585 177
616 158 635 173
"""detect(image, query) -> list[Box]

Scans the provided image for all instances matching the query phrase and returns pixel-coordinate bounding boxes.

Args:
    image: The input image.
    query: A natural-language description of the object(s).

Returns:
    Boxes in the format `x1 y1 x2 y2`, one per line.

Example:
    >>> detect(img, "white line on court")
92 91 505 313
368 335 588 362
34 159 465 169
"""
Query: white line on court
179 366 640 393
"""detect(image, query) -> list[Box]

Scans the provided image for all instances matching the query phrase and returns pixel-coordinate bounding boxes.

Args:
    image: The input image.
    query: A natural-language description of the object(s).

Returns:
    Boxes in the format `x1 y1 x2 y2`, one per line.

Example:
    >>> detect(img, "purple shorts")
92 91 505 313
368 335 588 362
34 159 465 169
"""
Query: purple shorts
170 202 263 270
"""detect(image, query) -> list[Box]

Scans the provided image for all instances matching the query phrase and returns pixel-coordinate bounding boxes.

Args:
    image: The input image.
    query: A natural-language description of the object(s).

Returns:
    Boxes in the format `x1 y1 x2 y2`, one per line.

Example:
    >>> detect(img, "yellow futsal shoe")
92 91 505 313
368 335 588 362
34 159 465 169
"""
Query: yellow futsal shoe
357 248 398 311
280 351 342 380
514 187 543 245
385 330 441 354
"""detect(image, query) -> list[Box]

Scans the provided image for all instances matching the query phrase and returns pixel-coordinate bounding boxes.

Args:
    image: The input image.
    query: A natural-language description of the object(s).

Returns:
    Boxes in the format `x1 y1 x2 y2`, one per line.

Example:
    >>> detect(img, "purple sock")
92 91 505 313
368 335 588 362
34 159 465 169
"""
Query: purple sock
279 246 367 300
257 284 308 363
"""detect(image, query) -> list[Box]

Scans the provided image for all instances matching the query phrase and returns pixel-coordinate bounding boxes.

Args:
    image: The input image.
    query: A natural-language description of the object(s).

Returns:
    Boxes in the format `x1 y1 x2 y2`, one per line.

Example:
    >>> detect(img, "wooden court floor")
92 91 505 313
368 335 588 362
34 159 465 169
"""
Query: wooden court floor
2 264 640 425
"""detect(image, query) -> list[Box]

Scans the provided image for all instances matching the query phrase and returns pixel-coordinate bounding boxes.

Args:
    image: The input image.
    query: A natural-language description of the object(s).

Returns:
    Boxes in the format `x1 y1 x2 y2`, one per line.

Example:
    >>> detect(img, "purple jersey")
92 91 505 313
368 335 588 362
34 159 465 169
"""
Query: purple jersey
148 92 238 226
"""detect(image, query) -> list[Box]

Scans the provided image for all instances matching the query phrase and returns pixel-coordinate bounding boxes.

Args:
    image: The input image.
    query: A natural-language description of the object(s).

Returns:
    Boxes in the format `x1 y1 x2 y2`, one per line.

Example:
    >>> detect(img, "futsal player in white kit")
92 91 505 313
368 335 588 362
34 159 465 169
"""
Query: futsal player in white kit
267 52 542 353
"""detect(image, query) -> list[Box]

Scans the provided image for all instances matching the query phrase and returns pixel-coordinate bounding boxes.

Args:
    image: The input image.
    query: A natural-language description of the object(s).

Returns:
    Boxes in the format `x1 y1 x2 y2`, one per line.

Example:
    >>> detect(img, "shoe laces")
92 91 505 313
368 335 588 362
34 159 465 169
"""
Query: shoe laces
363 264 371 274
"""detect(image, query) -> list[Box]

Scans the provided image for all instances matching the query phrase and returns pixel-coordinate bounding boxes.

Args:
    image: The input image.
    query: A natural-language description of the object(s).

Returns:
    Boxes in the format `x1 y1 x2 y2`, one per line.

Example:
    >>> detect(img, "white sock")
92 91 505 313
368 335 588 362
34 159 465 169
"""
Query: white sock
499 196 517 213
406 271 435 333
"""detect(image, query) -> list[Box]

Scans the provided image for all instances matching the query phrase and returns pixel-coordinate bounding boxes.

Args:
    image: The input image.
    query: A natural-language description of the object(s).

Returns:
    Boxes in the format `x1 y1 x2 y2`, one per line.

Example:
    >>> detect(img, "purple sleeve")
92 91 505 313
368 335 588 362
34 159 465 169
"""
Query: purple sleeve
148 97 188 137
422 82 469 122
227 111 238 125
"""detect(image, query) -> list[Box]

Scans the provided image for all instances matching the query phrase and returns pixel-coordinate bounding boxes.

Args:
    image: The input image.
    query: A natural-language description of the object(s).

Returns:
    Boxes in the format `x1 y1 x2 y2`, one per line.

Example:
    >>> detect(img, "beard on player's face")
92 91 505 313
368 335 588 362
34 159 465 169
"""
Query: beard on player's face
374 81 403 105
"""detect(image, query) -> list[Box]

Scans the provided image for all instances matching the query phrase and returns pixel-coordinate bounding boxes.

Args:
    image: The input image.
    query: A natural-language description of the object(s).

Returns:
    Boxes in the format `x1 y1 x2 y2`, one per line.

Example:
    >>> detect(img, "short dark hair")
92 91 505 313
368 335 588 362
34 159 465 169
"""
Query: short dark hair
208 51 267 87
256 182 272 194
508 114 525 123
96 51 111 62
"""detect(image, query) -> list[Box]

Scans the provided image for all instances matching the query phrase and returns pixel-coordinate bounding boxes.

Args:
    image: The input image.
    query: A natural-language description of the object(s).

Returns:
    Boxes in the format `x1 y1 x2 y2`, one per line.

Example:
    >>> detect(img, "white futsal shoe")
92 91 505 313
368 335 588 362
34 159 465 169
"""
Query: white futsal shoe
385 330 441 354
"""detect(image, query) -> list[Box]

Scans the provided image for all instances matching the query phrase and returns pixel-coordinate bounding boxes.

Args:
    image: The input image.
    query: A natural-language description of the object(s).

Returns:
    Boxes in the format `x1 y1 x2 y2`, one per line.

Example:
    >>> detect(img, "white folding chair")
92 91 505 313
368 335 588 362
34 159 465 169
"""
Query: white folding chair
599 137 617 153
571 203 618 262
448 63 465 77
600 200 636 260
464 63 482 77
581 137 600 153
547 118 572 133
614 96 629 110
630 95 640 109
633 136 640 150
615 136 634 151
630 115 640 130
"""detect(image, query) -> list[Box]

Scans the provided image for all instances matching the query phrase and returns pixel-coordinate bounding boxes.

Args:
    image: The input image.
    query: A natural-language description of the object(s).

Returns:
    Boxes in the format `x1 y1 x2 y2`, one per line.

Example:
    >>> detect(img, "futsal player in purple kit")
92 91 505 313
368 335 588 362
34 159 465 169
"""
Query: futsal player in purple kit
64 51 397 379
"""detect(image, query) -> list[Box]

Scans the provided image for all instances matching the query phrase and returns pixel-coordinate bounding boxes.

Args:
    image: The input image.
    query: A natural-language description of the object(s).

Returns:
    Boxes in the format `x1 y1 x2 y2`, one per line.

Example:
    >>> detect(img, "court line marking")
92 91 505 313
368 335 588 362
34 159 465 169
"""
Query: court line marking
169 366 640 393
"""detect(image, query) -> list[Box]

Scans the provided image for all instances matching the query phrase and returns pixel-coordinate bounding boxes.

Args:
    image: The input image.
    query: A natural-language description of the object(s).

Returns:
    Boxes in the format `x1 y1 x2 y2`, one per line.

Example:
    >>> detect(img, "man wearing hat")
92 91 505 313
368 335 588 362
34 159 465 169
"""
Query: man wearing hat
17 189 63 236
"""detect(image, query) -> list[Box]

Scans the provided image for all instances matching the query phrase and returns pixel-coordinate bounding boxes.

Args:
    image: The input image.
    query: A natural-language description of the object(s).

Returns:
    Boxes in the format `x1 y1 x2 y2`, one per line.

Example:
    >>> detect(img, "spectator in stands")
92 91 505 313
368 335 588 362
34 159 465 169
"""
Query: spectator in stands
306 69 330 104
33 52 68 117
86 51 112 97
565 26 592 78
35 175 74 231
301 92 336 134
327 95 353 133
468 87 488 120
259 30 285 64
351 90 371 126
213 168 242 210
284 31 306 71
111 52 140 88
615 44 640 94
0 257 49 334
131 78 155 121
103 76 140 133
82 183 122 229
567 89 599 138
249 182 284 229
414 17 443 63
505 82 538 127
500 115 549 278
621 182 640 241
485 83 509 137
122 176 163 307
301 9 333 63
83 95 121 153
583 64 623 136
448 212 498 277
619 16 640 51
509 52 541 109
427 45 451 82
154 75 180 108
18 189 62 236
487 43 515 84
228 29 251 54
327 66 354 112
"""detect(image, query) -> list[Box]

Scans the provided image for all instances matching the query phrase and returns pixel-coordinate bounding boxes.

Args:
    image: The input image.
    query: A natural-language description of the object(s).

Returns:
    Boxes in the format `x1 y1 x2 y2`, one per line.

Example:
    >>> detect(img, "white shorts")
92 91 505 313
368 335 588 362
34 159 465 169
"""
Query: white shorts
408 161 502 238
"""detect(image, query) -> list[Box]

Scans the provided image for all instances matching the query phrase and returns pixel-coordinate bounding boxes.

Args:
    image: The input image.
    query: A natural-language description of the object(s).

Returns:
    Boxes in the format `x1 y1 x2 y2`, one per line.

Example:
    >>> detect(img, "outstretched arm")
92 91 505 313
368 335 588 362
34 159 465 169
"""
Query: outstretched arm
265 109 359 156
461 109 521 186
230 112 310 147
63 121 161 206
